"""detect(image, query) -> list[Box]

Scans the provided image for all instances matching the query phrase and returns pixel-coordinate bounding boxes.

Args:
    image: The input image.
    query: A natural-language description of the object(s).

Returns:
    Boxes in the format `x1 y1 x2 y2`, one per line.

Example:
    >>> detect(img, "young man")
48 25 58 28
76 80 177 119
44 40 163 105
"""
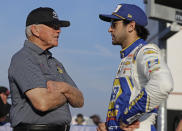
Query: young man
8 7 84 131
98 3 173 131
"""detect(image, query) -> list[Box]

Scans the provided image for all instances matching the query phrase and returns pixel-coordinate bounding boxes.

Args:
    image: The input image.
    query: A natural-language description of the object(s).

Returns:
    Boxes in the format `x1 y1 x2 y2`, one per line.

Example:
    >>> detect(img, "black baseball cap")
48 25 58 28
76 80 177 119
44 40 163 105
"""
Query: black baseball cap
26 7 70 27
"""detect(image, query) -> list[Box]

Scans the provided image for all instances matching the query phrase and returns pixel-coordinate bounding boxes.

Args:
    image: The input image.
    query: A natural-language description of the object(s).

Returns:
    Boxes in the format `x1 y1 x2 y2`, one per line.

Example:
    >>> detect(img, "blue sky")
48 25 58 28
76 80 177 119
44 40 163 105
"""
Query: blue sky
0 0 145 121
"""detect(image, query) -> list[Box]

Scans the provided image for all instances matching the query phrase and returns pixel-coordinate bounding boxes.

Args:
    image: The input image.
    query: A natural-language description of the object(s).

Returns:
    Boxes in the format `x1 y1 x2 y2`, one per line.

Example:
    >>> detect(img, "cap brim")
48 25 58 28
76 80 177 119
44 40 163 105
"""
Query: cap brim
58 20 70 27
99 14 121 22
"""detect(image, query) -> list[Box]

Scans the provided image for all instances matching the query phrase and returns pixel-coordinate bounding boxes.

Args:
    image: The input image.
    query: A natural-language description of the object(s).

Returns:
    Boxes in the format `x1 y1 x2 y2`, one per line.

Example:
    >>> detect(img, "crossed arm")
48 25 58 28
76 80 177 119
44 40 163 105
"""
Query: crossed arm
47 80 84 108
26 81 84 112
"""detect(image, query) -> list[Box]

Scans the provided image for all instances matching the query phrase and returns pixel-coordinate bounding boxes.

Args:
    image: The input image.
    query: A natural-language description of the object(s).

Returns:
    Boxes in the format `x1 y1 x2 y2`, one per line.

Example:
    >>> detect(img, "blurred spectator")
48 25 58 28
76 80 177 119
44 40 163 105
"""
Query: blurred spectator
90 114 101 126
0 86 11 120
0 86 12 131
70 114 99 131
0 86 10 103
75 113 85 125
71 113 102 127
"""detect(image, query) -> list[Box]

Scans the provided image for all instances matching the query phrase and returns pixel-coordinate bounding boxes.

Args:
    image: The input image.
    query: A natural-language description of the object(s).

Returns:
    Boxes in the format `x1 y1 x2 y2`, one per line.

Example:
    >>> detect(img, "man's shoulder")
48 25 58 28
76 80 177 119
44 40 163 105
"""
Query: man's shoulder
134 43 160 61
142 43 159 50
140 43 160 55
135 43 160 55
10 47 36 69
11 46 34 62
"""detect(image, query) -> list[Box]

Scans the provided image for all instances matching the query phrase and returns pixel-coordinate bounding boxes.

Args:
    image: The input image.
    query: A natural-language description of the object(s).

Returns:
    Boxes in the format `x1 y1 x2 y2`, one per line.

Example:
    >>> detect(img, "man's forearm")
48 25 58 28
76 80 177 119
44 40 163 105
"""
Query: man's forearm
47 80 84 108
26 87 67 112
45 89 67 110
64 86 84 107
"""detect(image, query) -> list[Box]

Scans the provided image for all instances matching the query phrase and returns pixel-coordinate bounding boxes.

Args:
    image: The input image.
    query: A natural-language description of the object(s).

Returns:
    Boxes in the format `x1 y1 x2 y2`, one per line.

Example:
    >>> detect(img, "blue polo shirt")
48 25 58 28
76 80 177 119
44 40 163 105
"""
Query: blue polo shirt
8 40 77 127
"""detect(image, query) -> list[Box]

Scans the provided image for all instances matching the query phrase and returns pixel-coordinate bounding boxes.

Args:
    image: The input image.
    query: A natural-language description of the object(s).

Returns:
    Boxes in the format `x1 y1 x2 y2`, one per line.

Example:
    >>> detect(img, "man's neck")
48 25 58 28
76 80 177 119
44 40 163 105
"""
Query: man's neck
28 37 49 51
122 35 138 49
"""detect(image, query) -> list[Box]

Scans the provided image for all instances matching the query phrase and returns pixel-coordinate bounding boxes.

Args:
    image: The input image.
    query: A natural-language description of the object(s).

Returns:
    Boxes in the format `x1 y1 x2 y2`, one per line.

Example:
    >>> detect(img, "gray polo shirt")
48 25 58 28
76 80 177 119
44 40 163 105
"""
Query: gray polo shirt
8 40 77 127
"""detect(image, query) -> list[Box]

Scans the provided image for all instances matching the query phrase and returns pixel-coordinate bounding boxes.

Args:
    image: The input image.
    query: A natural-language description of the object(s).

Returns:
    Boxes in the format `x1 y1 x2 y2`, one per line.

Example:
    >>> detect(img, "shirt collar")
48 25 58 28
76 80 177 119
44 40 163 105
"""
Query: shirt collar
42 50 52 59
24 40 44 55
120 38 146 59
24 40 53 58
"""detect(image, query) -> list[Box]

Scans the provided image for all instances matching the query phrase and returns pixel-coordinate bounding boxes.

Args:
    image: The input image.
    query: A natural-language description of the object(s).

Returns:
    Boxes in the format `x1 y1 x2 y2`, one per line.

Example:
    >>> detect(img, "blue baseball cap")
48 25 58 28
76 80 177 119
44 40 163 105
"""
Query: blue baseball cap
99 4 148 26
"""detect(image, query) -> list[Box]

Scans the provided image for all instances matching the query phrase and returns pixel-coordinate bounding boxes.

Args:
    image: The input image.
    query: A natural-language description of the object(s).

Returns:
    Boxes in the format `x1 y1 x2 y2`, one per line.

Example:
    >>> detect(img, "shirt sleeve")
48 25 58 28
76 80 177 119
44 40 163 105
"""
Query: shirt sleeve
10 55 47 94
53 58 78 88
120 44 174 125
138 44 173 110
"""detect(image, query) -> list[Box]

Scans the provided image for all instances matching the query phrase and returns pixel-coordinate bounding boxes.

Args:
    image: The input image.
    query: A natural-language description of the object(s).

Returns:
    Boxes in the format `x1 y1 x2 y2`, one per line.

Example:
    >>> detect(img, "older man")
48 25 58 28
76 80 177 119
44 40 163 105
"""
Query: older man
8 7 84 131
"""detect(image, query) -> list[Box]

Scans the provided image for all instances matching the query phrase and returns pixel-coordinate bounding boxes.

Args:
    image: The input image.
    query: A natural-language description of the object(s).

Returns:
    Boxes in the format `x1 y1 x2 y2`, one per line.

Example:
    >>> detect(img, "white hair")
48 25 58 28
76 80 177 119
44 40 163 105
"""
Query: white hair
25 25 33 39
25 24 42 39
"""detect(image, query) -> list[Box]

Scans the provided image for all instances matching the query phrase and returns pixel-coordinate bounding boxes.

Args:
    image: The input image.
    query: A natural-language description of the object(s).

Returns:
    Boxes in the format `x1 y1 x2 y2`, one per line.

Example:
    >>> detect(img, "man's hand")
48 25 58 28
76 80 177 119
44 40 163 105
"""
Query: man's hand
47 81 72 94
120 121 140 131
47 81 65 93
97 122 108 131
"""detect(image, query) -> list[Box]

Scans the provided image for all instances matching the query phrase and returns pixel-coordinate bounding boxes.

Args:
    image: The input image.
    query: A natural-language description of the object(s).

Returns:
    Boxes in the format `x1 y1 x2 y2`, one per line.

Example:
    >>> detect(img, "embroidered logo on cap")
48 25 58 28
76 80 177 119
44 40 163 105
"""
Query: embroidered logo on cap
128 14 132 18
52 11 58 19
114 4 122 13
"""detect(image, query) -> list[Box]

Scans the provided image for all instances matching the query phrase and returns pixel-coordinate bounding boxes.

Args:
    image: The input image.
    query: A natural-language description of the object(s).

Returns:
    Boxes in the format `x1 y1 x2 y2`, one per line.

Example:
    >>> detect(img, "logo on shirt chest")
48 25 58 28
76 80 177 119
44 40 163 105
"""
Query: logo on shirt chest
118 62 132 76
57 66 63 74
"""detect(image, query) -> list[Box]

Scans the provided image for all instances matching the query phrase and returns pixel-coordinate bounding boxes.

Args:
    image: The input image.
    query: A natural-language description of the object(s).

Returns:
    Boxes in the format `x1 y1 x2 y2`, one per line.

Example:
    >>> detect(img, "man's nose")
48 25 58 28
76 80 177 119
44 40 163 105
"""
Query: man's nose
108 26 113 33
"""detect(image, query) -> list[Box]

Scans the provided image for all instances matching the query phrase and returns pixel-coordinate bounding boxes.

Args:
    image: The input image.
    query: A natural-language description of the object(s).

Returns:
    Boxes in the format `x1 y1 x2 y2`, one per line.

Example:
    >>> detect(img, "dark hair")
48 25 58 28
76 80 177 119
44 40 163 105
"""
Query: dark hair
77 113 84 118
123 20 149 40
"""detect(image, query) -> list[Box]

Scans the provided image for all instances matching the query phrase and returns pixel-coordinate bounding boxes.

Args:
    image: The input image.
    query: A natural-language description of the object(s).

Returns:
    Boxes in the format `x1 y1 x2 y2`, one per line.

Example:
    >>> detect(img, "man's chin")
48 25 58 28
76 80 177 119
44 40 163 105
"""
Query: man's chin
52 43 58 47
47 45 57 50
112 42 120 46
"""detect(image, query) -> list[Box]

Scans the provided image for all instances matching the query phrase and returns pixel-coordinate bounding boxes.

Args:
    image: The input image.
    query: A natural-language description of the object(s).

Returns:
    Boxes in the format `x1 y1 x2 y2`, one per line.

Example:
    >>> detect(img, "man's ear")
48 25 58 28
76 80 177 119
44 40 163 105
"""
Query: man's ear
128 21 136 33
31 25 40 37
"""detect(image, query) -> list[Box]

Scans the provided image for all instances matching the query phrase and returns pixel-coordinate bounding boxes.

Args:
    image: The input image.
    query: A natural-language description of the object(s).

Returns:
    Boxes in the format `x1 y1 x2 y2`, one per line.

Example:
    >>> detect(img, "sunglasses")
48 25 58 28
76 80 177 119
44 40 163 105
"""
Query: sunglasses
42 22 61 30
110 20 123 28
